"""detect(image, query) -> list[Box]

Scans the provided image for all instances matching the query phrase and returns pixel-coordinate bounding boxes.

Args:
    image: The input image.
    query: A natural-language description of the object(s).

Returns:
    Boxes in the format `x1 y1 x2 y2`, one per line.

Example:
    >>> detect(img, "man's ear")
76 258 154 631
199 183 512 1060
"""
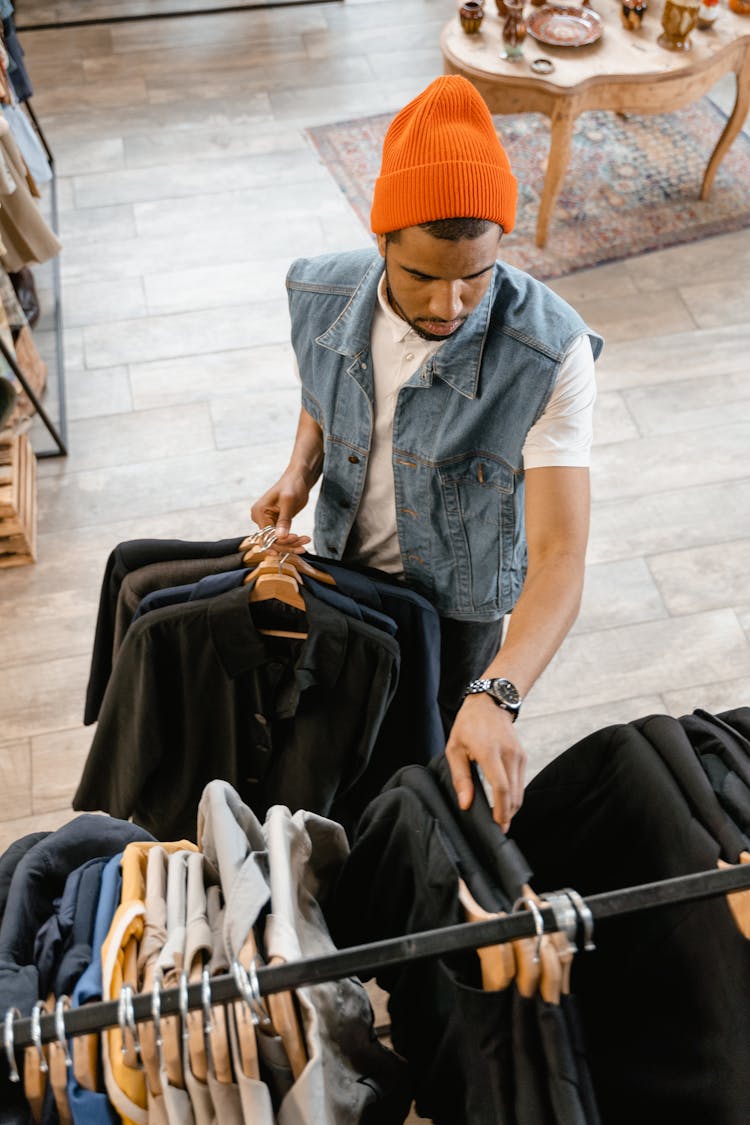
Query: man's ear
376 233 387 259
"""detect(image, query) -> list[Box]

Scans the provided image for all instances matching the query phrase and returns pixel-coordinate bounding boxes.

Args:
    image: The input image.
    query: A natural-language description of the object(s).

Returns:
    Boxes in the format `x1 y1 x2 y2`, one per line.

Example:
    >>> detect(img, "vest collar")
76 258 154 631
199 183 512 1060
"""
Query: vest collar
316 253 495 401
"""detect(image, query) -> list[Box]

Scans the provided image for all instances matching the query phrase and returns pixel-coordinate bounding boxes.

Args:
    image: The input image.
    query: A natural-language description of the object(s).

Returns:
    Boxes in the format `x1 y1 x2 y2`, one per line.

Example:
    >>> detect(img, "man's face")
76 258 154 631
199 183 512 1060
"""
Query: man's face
377 224 502 342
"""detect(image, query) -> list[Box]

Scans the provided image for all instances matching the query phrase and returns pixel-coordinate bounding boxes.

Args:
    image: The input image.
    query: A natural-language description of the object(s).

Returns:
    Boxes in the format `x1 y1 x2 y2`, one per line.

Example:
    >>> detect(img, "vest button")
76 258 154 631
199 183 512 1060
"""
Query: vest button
339 499 350 509
348 454 360 464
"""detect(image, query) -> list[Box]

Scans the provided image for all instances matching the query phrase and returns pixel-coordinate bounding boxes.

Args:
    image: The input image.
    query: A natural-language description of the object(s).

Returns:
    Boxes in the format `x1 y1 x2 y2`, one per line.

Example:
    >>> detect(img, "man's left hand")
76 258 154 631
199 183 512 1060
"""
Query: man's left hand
445 693 526 832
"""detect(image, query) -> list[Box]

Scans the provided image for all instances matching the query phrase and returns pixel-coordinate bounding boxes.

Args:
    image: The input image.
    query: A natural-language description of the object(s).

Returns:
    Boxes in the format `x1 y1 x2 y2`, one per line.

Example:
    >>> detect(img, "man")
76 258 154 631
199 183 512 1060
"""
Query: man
251 75 602 830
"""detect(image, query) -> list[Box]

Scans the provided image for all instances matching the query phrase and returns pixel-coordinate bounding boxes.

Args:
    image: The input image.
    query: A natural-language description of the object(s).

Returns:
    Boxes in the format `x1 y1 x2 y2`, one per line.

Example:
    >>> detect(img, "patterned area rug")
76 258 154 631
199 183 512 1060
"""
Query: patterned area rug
306 99 750 280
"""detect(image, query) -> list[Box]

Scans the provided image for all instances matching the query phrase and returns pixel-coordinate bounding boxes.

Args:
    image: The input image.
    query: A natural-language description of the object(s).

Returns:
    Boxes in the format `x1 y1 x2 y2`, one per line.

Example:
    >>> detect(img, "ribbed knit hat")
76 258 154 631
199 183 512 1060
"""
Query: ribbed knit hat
370 75 518 235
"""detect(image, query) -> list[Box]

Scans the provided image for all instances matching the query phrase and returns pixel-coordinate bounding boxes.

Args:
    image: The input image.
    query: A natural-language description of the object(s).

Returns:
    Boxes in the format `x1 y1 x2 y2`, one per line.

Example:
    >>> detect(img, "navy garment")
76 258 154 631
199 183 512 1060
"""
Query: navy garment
132 566 399 637
509 715 750 1125
33 855 107 1001
0 832 50 926
84 536 245 724
67 853 122 1125
74 584 400 840
3 16 33 102
0 818 153 1117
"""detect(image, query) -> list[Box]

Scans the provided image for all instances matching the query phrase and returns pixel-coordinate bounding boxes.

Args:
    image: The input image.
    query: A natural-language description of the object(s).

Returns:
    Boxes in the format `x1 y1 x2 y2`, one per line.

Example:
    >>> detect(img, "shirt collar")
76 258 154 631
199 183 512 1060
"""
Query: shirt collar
207 582 347 691
316 250 497 400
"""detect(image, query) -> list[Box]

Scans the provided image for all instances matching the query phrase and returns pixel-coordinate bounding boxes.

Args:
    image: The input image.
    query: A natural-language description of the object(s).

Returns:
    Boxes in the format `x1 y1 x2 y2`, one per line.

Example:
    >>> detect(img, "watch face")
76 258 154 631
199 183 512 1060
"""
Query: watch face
489 679 520 706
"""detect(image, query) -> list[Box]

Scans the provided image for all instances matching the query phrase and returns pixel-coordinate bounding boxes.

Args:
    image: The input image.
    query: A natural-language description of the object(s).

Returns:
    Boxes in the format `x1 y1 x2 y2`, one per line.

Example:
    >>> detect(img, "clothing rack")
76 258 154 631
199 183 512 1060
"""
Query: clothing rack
6 862 750 1053
1 97 67 459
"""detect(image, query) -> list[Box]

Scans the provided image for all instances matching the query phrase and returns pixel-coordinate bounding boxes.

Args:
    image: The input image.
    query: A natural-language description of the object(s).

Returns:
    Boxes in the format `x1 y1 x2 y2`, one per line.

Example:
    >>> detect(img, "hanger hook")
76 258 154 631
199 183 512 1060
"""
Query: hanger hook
30 1000 49 1074
151 971 165 1072
248 956 271 1028
560 887 596 951
232 959 271 1029
179 970 190 1045
54 997 72 1070
277 552 290 572
201 967 213 1038
512 895 545 963
201 967 215 1077
3 1007 21 1083
542 891 579 956
118 983 142 1062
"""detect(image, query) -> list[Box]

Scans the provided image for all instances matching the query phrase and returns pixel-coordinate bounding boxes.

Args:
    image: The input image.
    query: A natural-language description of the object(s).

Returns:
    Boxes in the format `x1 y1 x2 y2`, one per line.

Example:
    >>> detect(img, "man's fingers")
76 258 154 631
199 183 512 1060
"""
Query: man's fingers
446 750 475 811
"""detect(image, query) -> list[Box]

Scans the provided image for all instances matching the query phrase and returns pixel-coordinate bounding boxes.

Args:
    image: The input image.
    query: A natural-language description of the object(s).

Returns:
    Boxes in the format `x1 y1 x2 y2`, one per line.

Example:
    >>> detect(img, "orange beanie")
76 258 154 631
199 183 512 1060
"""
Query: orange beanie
370 75 518 236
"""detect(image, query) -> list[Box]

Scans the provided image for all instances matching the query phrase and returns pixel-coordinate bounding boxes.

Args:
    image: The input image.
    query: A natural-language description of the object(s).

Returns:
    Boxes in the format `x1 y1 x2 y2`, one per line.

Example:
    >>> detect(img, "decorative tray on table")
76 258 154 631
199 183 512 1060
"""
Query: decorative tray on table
526 5 603 46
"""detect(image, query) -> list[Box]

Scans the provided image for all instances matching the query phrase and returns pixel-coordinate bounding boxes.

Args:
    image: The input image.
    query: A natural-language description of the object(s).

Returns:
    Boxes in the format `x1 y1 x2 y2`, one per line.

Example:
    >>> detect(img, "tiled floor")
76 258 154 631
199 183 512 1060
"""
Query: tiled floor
2 0 750 858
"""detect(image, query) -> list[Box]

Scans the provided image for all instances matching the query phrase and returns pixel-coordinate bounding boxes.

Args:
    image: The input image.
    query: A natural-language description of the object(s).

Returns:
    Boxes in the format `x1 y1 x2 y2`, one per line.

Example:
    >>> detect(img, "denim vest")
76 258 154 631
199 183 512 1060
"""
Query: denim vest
287 249 603 622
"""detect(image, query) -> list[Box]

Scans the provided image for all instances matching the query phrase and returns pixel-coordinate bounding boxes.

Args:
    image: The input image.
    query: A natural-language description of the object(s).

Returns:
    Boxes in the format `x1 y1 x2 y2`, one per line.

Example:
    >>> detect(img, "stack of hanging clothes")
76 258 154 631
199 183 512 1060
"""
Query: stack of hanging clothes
329 755 602 1125
0 781 409 1125
507 705 750 1125
74 535 445 841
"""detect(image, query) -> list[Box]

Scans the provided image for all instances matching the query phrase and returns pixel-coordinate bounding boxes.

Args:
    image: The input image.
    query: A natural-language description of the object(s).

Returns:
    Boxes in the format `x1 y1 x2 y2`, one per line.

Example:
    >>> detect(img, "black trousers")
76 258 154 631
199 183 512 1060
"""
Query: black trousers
438 616 505 736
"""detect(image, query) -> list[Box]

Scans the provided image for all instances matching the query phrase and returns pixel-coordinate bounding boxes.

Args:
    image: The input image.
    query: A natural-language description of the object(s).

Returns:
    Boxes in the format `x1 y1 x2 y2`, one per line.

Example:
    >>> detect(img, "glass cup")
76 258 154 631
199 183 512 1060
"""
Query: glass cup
501 0 527 60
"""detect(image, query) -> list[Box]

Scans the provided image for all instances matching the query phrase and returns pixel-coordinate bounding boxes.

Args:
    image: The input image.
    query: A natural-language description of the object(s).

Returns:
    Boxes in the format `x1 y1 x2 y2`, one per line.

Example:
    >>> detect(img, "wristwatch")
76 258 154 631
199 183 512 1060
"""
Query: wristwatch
462 677 522 721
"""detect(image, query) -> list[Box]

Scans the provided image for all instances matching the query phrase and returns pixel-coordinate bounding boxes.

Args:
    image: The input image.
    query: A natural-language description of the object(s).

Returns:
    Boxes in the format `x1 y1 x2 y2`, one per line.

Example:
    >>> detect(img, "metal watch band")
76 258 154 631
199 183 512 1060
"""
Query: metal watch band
462 677 522 721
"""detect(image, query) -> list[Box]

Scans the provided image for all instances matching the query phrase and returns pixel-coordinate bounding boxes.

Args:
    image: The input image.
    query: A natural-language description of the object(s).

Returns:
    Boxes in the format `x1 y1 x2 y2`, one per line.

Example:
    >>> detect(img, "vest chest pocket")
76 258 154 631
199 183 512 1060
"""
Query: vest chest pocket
436 455 520 613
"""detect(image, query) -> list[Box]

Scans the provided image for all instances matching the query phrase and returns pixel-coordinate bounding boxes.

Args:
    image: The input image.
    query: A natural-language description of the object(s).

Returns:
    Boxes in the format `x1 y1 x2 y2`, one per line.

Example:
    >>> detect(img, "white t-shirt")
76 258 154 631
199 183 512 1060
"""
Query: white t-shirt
345 276 596 574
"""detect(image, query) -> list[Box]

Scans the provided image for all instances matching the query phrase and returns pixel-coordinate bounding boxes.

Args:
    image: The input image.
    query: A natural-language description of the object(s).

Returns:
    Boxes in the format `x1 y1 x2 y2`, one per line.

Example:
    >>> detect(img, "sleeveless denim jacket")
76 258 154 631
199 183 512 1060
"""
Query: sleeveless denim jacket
287 249 603 622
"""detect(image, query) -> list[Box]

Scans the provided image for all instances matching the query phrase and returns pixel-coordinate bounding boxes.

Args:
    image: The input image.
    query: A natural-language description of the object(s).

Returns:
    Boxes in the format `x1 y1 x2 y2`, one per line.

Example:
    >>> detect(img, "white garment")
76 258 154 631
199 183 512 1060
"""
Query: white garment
349 274 596 574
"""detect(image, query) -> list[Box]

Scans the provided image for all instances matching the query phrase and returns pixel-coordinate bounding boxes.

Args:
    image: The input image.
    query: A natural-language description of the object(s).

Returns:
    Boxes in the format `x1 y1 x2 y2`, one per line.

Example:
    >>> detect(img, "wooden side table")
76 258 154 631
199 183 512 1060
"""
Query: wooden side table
441 2 750 246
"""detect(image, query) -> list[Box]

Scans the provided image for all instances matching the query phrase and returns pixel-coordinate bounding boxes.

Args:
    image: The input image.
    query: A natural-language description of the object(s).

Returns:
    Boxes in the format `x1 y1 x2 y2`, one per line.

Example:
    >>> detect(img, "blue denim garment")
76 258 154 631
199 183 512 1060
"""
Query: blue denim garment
67 853 123 1125
287 249 603 621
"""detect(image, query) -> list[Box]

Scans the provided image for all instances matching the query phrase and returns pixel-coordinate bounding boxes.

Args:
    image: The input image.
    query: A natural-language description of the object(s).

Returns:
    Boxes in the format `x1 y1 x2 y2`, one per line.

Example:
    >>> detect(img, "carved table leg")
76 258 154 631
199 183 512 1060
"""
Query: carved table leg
536 101 577 248
701 48 750 200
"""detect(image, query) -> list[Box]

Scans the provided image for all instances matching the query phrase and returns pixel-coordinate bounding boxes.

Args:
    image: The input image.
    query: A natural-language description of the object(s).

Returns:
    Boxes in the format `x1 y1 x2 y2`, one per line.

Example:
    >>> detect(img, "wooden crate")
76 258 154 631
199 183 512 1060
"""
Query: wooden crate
0 433 37 567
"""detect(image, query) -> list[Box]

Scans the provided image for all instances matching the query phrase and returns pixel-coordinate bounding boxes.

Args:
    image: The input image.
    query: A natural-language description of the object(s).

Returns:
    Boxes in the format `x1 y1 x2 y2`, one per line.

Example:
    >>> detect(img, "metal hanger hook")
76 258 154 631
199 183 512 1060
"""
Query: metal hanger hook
118 983 142 1062
201 966 215 1078
512 894 545 963
3 1007 21 1083
30 1000 49 1074
543 890 580 955
561 887 596 951
151 971 165 1072
179 970 190 1045
232 958 271 1029
54 996 72 1070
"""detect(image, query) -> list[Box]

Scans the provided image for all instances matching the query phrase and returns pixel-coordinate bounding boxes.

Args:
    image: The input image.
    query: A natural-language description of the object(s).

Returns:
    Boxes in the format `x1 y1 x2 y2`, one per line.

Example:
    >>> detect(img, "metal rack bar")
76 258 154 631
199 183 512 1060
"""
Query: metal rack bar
7 862 750 1050
14 97 67 459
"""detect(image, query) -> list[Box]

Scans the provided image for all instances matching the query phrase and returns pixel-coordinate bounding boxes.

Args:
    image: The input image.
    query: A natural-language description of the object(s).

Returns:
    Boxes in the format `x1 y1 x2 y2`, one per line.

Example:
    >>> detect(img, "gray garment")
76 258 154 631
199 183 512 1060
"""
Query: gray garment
183 851 218 1125
157 850 196 1125
205 886 244 1124
265 805 392 1125
197 780 403 1125
113 552 243 661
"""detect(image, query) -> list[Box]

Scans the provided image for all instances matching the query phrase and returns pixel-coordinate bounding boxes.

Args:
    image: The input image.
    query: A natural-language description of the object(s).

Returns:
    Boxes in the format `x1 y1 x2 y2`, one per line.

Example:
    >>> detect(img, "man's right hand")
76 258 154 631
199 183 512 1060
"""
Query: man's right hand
250 468 313 552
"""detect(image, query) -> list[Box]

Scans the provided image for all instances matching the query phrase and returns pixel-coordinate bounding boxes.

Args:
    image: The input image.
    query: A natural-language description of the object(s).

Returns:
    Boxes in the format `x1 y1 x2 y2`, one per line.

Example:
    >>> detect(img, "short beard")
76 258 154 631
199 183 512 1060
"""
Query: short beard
384 278 466 343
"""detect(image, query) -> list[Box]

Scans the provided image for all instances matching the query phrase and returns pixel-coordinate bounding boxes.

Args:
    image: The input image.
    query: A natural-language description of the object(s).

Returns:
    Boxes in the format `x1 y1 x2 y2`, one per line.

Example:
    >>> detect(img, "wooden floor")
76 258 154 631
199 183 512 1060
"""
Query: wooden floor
1 0 750 857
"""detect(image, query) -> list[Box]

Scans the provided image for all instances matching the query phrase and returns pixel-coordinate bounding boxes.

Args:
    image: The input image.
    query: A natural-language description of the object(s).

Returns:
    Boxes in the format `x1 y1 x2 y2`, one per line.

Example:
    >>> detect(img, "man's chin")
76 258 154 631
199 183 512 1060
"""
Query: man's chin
413 319 466 341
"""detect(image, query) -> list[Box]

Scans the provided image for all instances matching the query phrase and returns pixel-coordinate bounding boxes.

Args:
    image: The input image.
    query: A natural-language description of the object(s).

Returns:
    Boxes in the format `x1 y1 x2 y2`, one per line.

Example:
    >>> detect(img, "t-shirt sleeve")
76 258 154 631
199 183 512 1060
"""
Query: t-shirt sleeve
522 333 597 469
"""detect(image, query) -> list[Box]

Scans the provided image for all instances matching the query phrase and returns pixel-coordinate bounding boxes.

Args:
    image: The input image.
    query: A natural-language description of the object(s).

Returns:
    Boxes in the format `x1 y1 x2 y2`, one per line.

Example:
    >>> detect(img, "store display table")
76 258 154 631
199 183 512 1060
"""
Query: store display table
441 2 750 246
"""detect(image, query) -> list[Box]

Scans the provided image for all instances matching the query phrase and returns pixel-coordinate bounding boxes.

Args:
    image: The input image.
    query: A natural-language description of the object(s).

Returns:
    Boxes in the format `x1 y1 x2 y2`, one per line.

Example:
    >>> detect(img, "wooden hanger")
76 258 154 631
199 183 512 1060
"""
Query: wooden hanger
205 886 234 1086
47 997 74 1125
232 935 260 1081
24 999 51 1123
246 557 308 640
457 878 515 991
266 955 308 1080
719 851 750 938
